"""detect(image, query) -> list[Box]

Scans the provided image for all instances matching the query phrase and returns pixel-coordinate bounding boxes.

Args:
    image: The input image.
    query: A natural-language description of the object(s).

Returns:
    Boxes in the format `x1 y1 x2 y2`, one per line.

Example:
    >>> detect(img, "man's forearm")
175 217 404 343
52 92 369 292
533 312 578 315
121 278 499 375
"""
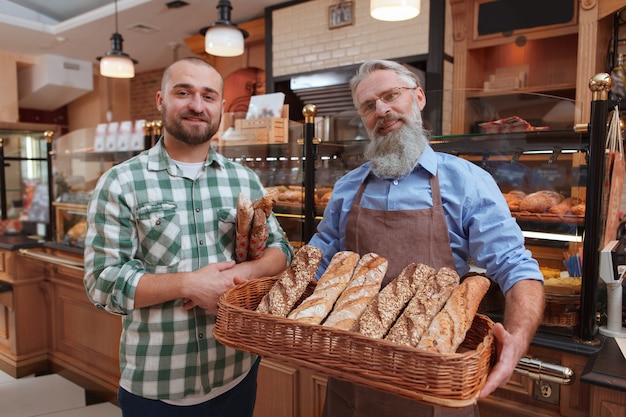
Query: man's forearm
503 279 544 347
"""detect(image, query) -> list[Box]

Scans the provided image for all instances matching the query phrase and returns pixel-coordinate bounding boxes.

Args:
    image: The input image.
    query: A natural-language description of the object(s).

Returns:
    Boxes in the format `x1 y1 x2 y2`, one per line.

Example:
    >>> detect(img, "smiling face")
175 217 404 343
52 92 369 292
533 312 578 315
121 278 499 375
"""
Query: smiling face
354 68 429 179
354 68 426 136
156 59 224 150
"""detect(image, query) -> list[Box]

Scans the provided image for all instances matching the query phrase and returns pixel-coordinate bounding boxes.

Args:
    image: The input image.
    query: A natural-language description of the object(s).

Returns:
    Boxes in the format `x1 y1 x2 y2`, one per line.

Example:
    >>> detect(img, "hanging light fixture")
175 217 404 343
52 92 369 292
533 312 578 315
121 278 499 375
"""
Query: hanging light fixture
96 0 137 78
199 0 249 57
370 0 420 22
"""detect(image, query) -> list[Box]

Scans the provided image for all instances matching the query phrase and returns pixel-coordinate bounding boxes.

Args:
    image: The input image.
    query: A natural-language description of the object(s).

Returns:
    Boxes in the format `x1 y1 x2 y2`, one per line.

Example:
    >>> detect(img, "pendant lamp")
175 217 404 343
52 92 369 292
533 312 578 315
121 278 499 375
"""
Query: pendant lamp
96 0 137 78
370 0 420 22
200 0 249 57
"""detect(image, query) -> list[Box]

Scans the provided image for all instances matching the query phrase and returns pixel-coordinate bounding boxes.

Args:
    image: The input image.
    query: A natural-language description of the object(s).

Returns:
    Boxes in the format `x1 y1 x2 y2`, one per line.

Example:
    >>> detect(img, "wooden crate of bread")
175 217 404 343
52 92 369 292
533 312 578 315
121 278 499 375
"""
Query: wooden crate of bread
234 117 288 144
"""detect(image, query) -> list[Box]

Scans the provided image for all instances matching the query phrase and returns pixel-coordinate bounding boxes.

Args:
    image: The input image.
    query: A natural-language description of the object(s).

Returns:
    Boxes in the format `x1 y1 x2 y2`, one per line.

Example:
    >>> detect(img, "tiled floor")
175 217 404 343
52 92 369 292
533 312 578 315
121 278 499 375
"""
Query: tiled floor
0 370 121 417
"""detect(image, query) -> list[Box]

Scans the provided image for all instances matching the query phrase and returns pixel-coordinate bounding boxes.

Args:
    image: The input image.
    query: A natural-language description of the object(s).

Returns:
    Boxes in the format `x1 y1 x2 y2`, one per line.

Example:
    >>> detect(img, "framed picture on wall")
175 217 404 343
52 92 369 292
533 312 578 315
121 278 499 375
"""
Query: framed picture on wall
329 1 354 29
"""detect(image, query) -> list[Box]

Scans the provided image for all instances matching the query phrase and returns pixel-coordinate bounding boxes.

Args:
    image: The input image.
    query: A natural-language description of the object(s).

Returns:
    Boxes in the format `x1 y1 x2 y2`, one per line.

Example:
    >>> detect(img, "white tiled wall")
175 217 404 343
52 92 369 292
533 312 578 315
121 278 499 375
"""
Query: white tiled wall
272 1 431 77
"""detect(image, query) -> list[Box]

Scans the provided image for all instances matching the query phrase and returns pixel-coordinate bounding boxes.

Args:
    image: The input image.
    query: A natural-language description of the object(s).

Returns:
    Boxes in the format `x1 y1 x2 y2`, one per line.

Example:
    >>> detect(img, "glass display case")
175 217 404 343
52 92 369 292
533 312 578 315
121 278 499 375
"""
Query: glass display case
0 122 59 239
50 122 156 249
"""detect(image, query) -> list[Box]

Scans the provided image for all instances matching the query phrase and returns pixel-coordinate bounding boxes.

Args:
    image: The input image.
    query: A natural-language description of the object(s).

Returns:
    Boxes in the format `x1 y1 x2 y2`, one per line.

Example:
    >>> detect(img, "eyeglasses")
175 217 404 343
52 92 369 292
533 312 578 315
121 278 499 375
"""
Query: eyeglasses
357 86 417 117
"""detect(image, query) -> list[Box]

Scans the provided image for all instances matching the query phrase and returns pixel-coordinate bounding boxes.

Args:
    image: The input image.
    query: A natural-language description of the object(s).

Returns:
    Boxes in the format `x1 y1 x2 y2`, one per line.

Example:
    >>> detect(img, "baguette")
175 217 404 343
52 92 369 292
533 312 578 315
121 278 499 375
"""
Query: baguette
322 253 388 331
235 193 254 263
356 262 422 338
255 245 322 317
253 188 279 218
417 274 491 354
248 208 269 260
288 251 360 324
385 266 459 347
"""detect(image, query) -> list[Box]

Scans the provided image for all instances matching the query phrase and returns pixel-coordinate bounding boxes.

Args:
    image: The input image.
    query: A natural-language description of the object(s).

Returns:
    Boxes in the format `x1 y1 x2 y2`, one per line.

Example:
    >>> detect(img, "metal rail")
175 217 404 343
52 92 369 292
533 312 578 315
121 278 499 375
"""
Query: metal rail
18 249 84 271
515 357 574 385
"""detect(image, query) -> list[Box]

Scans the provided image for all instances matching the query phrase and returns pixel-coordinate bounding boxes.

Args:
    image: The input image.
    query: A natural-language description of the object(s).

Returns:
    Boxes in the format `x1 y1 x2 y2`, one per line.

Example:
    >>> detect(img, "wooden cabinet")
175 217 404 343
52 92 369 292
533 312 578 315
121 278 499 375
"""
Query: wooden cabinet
590 385 626 417
448 0 611 134
254 358 327 417
0 246 47 377
42 248 121 402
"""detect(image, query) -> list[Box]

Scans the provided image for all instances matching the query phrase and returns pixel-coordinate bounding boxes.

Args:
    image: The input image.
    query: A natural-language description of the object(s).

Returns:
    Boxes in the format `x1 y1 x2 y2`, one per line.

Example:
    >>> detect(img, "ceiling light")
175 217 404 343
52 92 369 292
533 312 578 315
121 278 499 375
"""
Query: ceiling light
370 0 420 22
96 0 138 78
199 0 249 57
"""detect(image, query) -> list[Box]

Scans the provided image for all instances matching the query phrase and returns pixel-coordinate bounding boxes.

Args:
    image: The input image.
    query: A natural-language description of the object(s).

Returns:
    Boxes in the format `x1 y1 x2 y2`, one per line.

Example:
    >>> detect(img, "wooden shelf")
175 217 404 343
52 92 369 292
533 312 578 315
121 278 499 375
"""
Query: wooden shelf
466 83 577 99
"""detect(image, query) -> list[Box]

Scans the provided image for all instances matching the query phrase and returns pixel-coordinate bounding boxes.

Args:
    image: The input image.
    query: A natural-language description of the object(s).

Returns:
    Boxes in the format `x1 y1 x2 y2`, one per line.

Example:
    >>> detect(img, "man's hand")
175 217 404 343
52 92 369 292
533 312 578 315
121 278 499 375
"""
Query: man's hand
182 260 237 314
478 322 524 398
478 279 544 399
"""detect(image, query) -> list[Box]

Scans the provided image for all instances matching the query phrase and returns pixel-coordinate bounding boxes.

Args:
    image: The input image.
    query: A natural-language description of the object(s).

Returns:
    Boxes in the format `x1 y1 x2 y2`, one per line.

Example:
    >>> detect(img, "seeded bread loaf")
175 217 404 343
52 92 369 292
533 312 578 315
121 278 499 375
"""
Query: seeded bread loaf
416 274 491 354
255 245 322 317
385 267 459 347
356 262 424 339
322 253 388 331
288 251 360 324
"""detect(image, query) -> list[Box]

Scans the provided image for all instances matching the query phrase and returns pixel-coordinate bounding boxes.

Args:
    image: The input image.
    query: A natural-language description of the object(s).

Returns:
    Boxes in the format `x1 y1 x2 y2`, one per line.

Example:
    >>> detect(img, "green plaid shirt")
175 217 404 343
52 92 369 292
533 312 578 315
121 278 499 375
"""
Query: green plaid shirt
84 139 293 400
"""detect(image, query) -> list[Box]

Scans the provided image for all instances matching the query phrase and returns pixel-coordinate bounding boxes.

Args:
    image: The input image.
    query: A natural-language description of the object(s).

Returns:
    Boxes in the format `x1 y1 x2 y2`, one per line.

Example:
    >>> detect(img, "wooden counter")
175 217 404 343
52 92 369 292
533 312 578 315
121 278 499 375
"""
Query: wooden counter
0 237 47 378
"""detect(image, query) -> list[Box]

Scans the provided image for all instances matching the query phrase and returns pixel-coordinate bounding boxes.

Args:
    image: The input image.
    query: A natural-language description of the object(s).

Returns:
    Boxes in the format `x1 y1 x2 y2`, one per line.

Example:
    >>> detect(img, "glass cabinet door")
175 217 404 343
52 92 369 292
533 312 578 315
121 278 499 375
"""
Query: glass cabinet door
0 123 57 236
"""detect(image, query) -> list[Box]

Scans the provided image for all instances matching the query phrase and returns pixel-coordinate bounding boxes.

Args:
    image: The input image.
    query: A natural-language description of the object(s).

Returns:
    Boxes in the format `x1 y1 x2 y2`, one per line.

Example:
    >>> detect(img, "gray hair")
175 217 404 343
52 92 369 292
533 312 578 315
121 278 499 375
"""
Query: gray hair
349 60 421 107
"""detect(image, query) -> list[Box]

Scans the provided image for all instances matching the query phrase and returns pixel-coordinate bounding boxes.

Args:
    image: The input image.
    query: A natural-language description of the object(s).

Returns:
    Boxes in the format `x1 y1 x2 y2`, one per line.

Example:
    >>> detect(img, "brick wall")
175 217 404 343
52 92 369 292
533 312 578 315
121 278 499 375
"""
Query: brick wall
129 68 162 122
272 1 431 77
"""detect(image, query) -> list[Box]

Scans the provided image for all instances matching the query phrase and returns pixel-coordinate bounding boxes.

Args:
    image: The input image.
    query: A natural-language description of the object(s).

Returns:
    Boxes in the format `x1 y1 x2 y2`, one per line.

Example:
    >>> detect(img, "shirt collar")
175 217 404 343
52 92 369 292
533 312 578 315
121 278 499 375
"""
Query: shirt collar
147 137 225 172
418 145 437 176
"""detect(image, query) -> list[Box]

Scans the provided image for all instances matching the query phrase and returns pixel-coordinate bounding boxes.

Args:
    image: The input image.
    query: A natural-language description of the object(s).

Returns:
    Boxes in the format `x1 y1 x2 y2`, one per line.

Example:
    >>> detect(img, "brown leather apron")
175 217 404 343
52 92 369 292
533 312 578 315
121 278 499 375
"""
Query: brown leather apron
322 173 479 417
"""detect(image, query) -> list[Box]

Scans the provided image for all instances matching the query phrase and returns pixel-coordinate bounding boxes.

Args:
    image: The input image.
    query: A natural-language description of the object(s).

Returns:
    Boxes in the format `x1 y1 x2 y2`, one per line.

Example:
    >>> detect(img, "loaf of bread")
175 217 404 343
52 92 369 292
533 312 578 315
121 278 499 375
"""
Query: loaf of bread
503 193 521 212
253 189 279 218
248 208 269 260
255 245 322 317
357 262 423 339
416 274 491 354
287 251 360 324
519 190 563 213
385 266 459 347
235 193 254 263
570 203 585 216
508 190 526 199
322 253 388 331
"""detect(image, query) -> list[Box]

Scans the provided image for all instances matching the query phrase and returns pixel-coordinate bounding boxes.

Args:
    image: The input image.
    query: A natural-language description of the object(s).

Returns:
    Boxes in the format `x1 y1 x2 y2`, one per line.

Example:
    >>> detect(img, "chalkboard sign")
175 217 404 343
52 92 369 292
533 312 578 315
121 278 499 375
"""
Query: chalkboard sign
477 0 576 36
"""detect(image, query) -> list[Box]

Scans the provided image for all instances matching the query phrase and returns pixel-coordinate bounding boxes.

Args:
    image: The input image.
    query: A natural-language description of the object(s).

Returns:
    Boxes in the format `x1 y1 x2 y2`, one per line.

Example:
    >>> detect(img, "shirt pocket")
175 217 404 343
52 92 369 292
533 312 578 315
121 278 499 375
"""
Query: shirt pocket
217 208 237 253
135 201 181 267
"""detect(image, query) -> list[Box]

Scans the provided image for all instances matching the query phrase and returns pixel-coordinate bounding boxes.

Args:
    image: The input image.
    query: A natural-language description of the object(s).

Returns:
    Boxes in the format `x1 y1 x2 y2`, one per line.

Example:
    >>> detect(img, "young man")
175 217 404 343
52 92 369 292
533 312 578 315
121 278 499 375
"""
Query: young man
309 59 544 417
84 57 293 417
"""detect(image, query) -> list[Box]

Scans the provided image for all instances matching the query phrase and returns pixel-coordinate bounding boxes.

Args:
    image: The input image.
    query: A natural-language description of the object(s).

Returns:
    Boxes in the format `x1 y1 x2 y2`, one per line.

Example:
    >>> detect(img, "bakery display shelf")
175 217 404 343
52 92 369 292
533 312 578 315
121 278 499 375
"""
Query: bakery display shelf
214 276 494 408
512 212 584 225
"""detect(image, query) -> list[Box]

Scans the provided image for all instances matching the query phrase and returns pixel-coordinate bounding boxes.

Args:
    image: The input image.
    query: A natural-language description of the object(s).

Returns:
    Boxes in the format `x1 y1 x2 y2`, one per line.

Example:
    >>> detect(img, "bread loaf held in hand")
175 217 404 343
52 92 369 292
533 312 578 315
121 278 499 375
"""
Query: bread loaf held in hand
417 274 491 354
255 245 322 317
385 266 459 347
322 253 388 331
235 193 254 263
288 251 360 324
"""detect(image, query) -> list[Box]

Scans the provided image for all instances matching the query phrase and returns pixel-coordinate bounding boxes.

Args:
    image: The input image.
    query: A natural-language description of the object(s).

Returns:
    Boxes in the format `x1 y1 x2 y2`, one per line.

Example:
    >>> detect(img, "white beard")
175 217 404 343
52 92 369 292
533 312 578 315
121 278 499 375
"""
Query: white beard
364 102 428 179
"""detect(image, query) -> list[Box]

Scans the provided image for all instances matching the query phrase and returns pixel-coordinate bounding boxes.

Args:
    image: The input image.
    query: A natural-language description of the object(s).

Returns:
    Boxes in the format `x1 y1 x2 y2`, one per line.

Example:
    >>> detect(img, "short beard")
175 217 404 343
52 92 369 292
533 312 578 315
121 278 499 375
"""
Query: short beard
160 104 220 146
364 103 429 179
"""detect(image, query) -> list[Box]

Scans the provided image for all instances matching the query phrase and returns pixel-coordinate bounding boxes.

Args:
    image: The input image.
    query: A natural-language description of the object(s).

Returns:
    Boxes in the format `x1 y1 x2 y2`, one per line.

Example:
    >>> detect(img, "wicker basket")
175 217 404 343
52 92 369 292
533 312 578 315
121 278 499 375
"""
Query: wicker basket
214 276 495 408
542 293 580 327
